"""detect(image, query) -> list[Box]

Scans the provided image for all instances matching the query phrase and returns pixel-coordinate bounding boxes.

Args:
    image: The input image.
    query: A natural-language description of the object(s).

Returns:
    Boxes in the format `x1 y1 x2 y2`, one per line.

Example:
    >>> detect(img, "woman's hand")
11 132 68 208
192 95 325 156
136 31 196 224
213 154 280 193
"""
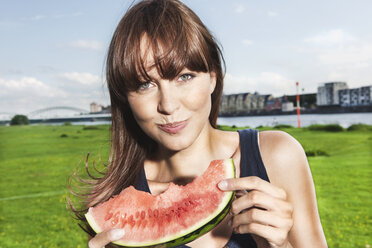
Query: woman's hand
88 229 125 248
218 176 294 248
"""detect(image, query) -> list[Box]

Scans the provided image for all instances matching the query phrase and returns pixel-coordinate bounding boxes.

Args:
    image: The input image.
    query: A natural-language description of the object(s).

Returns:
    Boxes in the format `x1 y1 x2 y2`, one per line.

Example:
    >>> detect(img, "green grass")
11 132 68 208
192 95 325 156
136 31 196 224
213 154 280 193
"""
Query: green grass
0 124 371 247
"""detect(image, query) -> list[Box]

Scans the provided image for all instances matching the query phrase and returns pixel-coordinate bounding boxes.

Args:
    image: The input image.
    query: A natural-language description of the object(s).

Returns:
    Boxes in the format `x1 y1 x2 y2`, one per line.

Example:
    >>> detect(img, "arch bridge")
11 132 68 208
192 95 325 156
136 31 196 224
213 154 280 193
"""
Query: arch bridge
28 106 90 118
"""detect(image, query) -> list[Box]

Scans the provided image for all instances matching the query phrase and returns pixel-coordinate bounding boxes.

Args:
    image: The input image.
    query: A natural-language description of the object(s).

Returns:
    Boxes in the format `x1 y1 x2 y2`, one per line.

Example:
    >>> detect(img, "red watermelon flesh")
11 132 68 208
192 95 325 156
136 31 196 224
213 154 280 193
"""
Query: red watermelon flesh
85 159 235 247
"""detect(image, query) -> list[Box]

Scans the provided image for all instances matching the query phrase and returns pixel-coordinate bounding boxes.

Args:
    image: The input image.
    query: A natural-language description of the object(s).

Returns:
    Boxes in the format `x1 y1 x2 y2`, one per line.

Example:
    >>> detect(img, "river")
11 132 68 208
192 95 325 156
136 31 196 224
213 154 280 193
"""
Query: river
217 112 372 128
29 112 372 128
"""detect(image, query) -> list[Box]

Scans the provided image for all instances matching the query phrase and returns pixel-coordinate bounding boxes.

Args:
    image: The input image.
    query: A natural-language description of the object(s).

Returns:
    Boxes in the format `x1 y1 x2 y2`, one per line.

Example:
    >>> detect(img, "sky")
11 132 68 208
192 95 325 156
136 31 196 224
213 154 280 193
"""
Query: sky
1 0 372 115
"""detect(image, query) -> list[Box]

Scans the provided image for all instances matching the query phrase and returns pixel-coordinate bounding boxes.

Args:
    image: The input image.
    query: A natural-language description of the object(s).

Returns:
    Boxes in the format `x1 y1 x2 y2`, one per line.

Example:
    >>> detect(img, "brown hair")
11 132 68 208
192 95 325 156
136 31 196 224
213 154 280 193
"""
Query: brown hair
69 0 225 243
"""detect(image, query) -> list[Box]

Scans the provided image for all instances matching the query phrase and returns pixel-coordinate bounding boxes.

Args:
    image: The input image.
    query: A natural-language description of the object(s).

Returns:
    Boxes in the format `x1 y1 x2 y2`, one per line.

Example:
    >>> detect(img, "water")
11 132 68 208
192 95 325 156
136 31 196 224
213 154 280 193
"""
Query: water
26 112 372 128
217 112 372 128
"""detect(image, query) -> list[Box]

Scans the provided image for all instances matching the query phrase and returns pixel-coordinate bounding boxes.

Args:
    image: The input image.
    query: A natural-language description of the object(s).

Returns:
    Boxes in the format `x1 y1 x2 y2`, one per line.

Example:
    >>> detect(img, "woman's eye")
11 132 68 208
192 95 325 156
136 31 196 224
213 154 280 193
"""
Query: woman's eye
138 81 153 91
178 73 194 82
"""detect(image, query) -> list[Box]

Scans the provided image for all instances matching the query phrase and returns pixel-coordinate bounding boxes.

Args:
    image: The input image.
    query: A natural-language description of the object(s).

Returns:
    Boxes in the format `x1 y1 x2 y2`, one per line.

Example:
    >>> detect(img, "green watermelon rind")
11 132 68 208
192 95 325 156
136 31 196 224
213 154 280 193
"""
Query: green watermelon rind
86 158 235 247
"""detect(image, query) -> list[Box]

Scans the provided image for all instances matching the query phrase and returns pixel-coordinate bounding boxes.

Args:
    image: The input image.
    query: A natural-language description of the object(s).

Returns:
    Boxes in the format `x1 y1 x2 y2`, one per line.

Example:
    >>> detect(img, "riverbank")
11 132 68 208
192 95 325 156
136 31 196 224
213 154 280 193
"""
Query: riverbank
219 105 372 117
218 112 372 128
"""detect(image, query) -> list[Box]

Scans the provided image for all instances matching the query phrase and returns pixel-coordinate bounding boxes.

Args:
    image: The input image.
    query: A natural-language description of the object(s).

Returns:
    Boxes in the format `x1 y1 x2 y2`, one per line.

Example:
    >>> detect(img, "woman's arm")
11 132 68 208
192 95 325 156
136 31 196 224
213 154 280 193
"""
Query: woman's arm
218 130 327 248
259 130 327 247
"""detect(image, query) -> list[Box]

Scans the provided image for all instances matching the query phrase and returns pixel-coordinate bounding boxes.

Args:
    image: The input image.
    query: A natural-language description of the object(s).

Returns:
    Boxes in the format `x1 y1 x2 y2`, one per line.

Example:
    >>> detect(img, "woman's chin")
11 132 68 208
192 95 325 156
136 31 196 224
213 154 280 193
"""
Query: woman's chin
157 137 193 152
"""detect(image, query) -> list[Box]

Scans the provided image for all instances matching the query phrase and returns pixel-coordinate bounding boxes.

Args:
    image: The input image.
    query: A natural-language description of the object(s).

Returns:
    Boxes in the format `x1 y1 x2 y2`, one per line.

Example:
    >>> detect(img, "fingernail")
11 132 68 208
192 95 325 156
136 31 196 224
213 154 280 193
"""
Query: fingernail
218 180 228 190
111 229 125 240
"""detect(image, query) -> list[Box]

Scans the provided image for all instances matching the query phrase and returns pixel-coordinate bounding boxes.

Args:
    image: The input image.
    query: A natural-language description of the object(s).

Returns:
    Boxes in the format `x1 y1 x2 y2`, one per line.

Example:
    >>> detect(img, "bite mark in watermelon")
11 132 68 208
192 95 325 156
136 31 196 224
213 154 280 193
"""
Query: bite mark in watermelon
85 159 235 247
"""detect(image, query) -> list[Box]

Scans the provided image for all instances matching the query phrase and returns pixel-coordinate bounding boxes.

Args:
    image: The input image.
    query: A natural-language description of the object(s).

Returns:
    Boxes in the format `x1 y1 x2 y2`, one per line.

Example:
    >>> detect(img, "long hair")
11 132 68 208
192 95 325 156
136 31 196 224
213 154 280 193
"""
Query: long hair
69 0 225 244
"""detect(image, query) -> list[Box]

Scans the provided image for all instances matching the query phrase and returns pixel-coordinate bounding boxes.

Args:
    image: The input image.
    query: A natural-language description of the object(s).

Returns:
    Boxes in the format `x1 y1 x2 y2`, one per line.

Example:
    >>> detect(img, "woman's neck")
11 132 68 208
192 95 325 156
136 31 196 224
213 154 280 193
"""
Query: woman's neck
145 126 239 184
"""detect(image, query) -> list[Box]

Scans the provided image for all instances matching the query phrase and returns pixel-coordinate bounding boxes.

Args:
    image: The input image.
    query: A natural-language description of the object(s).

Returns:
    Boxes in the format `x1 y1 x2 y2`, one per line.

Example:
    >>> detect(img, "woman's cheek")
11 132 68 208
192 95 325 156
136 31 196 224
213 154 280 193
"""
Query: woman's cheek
128 96 157 123
185 85 212 111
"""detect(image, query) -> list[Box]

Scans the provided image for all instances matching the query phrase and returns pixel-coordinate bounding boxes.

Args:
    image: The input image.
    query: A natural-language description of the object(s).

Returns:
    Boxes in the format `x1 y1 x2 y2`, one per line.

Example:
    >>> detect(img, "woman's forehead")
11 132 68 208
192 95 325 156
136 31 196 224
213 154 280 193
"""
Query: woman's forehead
138 34 176 78
139 35 162 70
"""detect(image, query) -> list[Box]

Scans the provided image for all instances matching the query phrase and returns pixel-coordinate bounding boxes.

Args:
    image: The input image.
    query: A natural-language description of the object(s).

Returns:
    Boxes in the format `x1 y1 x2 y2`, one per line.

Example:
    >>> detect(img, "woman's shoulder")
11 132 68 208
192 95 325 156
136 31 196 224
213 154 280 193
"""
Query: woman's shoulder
257 130 310 188
257 131 327 247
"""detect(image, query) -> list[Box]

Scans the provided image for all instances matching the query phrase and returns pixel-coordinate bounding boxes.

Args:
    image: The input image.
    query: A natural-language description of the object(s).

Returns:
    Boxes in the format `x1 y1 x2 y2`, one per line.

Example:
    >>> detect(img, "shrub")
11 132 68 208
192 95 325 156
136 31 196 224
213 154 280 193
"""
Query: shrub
217 125 250 131
305 149 329 157
83 126 100 130
63 122 72 126
274 124 294 129
347 124 372 131
60 134 68 138
308 124 344 132
10 115 29 125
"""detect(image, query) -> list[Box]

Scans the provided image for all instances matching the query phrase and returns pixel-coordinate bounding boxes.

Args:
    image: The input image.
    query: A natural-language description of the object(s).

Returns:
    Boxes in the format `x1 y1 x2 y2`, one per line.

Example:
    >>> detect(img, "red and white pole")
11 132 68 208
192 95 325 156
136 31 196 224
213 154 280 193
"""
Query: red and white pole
296 82 301 128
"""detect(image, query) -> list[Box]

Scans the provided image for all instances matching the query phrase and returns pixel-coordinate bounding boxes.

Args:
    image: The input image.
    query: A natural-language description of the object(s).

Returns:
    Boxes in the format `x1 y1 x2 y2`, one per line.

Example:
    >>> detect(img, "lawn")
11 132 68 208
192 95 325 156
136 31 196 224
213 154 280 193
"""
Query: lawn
0 124 371 247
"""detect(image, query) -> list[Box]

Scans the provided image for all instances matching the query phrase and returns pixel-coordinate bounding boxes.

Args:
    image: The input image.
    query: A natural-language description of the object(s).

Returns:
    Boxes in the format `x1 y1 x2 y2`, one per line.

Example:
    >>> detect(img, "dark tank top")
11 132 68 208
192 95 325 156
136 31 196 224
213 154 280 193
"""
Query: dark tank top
135 129 270 248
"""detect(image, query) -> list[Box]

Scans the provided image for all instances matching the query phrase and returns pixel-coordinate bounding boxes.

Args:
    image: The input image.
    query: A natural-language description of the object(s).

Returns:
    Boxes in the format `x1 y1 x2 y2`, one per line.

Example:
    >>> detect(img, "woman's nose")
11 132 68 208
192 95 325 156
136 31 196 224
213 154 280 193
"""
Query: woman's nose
157 84 179 115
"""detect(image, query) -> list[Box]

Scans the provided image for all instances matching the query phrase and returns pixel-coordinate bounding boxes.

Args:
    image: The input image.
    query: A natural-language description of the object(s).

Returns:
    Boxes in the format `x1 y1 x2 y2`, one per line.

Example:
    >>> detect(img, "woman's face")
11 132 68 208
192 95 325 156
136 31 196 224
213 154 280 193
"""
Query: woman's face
127 43 216 152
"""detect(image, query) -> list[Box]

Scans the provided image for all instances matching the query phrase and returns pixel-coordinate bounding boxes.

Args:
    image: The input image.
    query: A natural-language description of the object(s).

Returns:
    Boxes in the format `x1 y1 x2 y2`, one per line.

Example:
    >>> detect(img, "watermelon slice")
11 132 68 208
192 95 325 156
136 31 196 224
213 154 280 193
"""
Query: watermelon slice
85 159 235 247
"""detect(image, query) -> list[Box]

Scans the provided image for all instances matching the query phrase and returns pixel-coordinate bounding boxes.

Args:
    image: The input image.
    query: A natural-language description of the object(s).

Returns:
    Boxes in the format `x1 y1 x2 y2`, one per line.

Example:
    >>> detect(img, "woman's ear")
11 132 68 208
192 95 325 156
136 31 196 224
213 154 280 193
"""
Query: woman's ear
209 72 217 94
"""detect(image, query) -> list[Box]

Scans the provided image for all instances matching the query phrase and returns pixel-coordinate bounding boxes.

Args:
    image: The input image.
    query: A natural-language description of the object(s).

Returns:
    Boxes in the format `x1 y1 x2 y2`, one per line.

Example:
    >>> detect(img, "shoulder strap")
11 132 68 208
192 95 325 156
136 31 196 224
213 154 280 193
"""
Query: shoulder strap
238 129 270 182
134 168 151 193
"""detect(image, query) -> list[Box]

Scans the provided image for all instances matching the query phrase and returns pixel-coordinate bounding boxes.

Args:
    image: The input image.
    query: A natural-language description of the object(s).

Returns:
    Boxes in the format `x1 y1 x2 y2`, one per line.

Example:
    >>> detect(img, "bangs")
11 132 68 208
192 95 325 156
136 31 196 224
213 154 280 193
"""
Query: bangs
107 0 220 98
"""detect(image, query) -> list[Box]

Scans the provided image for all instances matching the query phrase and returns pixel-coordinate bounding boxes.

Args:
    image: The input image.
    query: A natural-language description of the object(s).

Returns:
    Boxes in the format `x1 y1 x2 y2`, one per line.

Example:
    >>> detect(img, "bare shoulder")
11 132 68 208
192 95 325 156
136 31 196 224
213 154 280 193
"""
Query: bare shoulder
258 130 327 247
258 130 309 187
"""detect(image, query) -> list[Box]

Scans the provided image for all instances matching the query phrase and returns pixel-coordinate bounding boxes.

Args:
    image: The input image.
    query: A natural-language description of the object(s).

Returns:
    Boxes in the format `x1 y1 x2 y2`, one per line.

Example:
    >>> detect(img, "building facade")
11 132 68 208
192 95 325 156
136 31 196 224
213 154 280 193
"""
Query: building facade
317 82 348 106
338 85 372 106
219 93 272 115
90 102 103 113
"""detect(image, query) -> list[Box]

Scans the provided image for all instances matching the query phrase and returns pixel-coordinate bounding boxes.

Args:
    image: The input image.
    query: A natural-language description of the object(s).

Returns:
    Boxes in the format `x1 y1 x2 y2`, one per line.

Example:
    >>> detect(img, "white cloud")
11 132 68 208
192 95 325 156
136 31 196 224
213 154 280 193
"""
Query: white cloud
0 77 58 96
67 40 104 51
304 29 357 46
30 15 46 21
53 12 84 19
242 39 253 46
0 77 68 113
224 72 295 96
317 42 372 66
0 76 108 114
72 12 84 17
267 11 278 17
59 72 101 85
234 4 245 13
298 30 372 87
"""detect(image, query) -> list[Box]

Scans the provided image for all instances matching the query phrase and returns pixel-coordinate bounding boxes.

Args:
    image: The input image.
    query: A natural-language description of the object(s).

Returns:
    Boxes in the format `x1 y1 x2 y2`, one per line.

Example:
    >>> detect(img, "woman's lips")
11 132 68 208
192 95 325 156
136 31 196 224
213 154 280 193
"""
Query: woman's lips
157 120 188 134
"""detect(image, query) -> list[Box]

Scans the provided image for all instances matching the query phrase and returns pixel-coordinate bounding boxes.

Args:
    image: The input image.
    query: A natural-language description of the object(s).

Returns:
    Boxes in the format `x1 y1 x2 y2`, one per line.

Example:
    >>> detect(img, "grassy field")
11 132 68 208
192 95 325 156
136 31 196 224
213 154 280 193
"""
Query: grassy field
0 124 371 247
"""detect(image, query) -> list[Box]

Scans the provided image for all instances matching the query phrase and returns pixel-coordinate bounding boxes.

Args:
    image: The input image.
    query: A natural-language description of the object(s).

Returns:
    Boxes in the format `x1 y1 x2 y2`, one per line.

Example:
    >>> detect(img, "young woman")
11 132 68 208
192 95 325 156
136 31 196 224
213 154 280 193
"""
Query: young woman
72 0 327 247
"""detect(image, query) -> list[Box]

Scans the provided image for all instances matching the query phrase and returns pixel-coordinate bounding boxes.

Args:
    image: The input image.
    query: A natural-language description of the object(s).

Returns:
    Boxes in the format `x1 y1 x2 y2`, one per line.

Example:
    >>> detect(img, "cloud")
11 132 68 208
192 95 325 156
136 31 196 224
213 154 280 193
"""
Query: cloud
304 29 357 46
0 77 58 96
72 12 84 17
67 40 104 51
242 39 253 46
0 77 68 113
30 15 46 21
234 4 245 13
0 76 109 114
301 30 372 69
224 72 295 96
299 30 372 86
59 72 101 85
317 42 372 66
267 11 278 17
